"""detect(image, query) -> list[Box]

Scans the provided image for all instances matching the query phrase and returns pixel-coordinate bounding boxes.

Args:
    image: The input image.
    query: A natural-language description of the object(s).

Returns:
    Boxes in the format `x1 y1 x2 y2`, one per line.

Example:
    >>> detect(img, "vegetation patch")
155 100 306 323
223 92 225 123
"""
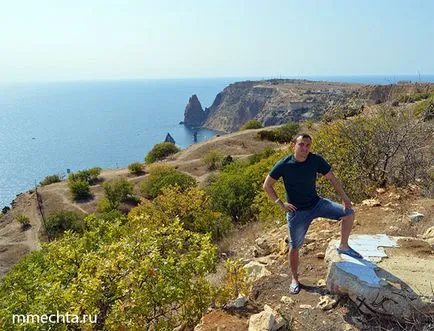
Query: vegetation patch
145 142 180 164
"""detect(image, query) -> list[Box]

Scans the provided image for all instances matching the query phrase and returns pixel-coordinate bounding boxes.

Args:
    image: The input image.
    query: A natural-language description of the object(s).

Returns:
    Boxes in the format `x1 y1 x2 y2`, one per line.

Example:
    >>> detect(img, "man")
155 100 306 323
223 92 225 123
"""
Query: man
263 134 362 295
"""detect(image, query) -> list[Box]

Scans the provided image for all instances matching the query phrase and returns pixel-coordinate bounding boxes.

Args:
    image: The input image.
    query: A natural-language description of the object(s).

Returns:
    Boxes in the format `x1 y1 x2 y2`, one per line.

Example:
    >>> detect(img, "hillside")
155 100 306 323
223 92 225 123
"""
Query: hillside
183 79 434 132
1 102 433 330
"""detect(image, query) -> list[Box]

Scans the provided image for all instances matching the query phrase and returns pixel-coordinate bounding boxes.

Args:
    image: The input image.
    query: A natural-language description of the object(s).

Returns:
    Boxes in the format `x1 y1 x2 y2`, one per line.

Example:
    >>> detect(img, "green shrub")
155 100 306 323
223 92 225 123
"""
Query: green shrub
68 167 101 184
16 214 30 228
412 95 434 119
103 178 134 210
0 213 216 330
208 171 256 222
240 119 262 130
40 174 62 186
313 107 431 200
130 186 232 240
145 142 180 164
215 259 251 305
257 121 300 143
202 150 224 170
45 210 83 238
221 155 234 168
248 146 276 165
128 162 144 175
68 179 90 200
140 164 196 199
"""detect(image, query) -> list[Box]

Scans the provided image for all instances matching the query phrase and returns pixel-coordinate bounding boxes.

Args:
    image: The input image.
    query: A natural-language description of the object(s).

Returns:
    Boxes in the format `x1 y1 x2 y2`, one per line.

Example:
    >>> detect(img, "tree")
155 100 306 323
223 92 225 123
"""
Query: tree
140 165 196 199
45 210 84 238
68 179 90 200
145 142 180 164
102 178 133 210
208 171 256 222
240 119 262 130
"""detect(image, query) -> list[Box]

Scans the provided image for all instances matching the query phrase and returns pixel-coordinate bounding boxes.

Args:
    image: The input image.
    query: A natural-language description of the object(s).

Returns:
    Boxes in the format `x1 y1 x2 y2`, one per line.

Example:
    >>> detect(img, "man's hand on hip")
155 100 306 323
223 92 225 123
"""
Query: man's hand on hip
283 202 297 212
342 198 352 209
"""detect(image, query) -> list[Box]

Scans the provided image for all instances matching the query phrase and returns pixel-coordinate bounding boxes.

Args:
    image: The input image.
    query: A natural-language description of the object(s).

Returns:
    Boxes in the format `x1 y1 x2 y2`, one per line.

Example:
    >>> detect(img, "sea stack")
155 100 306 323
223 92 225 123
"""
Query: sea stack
183 95 206 127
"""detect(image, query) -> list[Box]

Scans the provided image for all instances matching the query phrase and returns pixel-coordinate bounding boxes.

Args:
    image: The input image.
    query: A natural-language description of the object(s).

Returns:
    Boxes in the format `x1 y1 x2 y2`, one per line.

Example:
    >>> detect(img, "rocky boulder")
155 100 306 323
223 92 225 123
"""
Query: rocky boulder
325 234 434 320
184 94 206 127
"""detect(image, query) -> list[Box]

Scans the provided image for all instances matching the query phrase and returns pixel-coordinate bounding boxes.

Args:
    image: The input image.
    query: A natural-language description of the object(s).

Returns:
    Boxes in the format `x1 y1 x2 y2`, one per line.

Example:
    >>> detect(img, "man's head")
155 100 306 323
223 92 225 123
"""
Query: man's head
293 134 312 160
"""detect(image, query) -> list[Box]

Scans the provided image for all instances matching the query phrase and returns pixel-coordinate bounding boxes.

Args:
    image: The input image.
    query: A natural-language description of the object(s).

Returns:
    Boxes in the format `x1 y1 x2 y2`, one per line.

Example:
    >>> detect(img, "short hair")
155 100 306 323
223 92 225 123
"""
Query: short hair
293 133 312 143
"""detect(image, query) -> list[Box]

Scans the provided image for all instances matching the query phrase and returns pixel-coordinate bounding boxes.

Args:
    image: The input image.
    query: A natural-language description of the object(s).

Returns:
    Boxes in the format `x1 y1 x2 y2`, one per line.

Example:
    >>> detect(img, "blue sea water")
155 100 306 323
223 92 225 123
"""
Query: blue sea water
1 75 433 208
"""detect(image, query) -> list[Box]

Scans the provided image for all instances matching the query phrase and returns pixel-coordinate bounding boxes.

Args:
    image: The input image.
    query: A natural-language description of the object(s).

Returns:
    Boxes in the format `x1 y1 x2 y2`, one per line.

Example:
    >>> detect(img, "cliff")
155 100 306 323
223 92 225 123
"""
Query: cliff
185 79 434 132
183 94 207 127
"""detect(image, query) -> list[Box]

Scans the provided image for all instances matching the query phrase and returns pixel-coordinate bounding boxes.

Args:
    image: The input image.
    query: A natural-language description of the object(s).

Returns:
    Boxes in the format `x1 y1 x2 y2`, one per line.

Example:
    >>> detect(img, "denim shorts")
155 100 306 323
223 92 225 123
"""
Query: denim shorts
286 197 354 249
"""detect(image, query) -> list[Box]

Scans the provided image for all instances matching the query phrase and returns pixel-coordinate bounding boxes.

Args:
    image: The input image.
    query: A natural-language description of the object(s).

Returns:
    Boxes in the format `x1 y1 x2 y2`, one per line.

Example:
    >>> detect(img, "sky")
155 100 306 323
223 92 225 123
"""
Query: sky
1 0 434 82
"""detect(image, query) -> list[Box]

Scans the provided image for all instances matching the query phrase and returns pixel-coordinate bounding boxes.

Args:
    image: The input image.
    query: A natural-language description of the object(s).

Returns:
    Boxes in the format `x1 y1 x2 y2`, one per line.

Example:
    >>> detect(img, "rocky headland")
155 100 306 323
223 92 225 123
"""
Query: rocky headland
183 79 434 132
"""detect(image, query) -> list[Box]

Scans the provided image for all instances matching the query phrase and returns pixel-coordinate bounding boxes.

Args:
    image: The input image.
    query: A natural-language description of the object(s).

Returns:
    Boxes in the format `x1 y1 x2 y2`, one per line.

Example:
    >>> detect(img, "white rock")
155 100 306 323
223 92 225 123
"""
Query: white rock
423 226 434 239
316 295 337 310
263 305 286 331
280 296 295 306
408 212 424 222
248 310 274 331
226 294 248 308
299 304 313 309
317 279 326 287
325 234 433 320
361 199 381 207
243 261 272 282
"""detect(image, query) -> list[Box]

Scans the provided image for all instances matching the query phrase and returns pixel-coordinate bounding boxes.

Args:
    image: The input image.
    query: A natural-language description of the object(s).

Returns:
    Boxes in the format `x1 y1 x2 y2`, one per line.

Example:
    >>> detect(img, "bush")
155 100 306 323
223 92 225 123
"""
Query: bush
16 214 30 228
313 107 432 200
240 119 262 130
215 259 251 306
221 155 234 168
40 174 62 186
103 178 134 210
68 179 90 200
202 150 224 170
0 214 216 330
248 146 276 165
68 167 101 184
208 171 256 222
130 186 232 240
128 162 144 175
45 210 83 238
257 121 300 143
145 142 180 164
139 164 196 199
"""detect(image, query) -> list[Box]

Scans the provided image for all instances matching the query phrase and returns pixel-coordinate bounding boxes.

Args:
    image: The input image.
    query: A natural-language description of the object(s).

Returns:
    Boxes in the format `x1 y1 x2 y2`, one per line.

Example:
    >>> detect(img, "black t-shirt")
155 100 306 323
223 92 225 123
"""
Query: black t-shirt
269 153 331 210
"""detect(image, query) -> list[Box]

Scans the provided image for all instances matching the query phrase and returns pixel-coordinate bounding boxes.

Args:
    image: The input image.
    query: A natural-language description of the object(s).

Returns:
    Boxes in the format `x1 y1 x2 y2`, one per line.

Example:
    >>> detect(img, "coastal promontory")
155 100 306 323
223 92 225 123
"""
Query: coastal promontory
184 79 434 132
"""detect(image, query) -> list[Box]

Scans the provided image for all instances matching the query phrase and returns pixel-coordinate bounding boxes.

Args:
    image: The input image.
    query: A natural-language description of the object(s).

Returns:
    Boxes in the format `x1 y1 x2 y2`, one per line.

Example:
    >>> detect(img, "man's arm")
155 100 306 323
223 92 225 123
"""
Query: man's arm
324 171 352 209
263 175 297 212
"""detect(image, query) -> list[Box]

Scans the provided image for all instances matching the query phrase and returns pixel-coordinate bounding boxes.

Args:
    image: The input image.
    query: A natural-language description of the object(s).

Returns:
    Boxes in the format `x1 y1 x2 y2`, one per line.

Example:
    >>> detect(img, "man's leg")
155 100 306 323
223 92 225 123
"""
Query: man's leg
339 212 355 250
312 198 361 257
286 210 313 291
289 247 300 285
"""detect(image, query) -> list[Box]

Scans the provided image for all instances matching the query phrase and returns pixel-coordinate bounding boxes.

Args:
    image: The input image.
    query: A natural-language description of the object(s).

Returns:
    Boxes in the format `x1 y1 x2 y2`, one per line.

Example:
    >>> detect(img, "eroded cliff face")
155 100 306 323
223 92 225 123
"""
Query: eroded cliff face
183 94 206 127
184 80 434 133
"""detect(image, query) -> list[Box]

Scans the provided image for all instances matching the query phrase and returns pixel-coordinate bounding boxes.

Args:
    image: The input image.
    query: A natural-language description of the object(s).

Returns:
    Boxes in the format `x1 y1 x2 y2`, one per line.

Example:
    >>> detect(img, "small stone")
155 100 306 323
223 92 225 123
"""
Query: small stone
376 188 386 194
423 226 434 239
317 279 326 286
316 252 325 259
299 304 313 309
316 295 338 310
248 310 274 331
226 294 248 308
408 212 424 222
362 199 381 207
280 296 295 305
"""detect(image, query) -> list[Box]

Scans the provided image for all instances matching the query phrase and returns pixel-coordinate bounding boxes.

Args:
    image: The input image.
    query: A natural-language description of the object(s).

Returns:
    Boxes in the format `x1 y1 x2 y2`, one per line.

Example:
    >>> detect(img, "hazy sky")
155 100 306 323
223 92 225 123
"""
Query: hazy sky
1 0 433 82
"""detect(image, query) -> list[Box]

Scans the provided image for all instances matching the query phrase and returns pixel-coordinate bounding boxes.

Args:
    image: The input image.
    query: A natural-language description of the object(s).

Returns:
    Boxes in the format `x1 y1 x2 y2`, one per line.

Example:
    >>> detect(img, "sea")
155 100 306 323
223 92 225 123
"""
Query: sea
1 74 433 208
